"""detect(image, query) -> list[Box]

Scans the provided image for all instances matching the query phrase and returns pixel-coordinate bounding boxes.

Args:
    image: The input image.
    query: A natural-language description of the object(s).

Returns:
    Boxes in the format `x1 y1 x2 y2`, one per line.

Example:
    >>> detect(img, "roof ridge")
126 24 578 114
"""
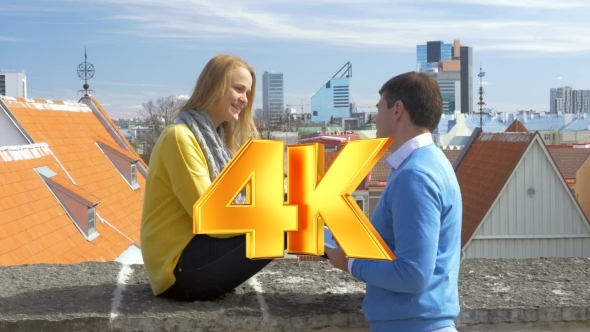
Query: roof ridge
0 143 52 162
3 97 90 112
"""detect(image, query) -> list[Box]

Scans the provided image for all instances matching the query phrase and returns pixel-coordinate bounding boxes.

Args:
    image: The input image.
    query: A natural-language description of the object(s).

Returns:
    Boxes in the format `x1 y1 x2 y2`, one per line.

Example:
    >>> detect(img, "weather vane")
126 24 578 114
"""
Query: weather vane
77 47 95 96
469 65 491 129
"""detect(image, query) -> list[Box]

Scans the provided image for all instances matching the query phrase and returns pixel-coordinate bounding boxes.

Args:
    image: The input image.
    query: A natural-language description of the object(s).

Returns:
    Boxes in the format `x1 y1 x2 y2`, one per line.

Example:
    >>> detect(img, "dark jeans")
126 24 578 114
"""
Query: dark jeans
159 233 283 302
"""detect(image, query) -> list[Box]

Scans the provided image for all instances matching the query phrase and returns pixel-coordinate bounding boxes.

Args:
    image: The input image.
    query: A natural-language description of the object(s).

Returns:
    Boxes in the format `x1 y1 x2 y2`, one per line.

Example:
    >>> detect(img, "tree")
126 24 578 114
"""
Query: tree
136 95 185 155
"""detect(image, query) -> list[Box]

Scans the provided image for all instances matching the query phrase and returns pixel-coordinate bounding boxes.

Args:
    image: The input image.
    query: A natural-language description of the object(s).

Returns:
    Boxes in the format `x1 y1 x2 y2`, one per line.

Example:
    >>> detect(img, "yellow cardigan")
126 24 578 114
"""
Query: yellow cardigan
140 123 238 296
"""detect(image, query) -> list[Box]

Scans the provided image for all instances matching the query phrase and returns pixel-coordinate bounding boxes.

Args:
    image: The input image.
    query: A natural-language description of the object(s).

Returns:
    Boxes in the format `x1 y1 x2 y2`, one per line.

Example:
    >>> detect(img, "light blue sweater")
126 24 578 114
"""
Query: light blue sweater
350 143 462 332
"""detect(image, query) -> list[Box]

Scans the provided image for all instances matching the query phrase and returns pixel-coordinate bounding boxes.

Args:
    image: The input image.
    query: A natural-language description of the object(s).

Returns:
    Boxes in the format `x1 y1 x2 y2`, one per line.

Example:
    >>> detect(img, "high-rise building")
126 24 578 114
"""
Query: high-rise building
552 87 590 114
416 40 472 114
550 86 573 113
310 62 352 123
0 70 27 98
550 88 557 113
572 90 590 113
459 45 473 114
416 42 452 72
262 71 284 130
438 80 461 114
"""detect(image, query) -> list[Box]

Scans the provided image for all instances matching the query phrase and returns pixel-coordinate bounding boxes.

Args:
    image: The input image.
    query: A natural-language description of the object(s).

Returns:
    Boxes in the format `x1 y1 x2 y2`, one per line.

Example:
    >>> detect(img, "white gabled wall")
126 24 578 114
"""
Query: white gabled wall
0 101 30 146
465 137 590 259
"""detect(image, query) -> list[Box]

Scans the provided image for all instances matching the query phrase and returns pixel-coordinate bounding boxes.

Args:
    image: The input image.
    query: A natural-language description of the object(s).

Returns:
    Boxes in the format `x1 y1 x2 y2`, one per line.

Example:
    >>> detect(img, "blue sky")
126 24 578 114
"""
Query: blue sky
2 0 590 119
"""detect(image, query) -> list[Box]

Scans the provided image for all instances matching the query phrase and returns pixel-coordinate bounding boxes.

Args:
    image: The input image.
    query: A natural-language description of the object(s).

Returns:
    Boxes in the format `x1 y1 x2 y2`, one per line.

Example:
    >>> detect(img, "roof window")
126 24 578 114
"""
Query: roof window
35 166 101 241
96 141 140 190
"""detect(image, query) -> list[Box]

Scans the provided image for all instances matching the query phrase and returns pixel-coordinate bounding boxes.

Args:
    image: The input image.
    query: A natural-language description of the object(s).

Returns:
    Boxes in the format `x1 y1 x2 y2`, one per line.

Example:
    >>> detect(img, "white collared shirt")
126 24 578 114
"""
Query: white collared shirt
385 133 433 170
346 132 433 273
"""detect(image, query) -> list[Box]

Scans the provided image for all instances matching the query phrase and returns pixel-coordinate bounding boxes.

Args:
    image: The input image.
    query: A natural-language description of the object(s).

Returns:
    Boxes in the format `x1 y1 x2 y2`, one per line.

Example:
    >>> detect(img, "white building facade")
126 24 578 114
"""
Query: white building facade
0 70 27 98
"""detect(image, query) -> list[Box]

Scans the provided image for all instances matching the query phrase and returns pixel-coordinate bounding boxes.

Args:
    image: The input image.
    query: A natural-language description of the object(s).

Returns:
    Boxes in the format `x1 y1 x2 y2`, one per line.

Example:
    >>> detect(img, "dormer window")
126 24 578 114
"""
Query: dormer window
35 166 101 241
96 141 140 190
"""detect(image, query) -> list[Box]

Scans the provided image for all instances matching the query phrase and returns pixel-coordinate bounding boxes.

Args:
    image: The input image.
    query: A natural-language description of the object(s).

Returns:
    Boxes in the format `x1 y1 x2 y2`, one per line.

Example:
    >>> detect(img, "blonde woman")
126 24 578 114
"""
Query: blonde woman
140 55 274 302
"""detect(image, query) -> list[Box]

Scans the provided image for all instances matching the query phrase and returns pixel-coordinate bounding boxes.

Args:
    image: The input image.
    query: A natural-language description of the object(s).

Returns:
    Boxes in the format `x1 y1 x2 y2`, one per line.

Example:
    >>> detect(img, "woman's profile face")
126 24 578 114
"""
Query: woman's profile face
210 66 252 127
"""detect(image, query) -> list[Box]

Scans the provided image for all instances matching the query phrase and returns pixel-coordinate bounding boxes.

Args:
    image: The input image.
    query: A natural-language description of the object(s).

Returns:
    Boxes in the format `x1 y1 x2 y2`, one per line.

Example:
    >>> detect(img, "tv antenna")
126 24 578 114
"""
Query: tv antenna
469 66 491 129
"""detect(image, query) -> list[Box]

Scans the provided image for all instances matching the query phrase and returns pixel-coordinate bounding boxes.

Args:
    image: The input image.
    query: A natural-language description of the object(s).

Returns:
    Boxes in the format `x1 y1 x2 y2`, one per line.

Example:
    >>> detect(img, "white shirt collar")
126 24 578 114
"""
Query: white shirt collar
385 133 433 169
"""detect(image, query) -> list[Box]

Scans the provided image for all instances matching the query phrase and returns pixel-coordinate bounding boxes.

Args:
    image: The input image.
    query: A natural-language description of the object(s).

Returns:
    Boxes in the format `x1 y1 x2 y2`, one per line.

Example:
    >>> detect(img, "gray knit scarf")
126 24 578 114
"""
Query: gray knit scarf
179 109 245 204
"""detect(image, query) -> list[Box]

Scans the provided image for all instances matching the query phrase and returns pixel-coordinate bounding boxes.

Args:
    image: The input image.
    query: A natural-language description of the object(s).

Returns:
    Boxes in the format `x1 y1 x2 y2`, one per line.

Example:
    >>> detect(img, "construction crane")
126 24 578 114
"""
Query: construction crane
286 100 310 114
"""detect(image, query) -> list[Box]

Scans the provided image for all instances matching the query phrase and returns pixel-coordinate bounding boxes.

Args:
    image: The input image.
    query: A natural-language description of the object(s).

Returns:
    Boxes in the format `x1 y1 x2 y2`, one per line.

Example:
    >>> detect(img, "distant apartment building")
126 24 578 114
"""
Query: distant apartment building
311 62 352 123
416 40 472 114
550 87 589 114
0 70 27 98
262 71 284 130
573 90 590 113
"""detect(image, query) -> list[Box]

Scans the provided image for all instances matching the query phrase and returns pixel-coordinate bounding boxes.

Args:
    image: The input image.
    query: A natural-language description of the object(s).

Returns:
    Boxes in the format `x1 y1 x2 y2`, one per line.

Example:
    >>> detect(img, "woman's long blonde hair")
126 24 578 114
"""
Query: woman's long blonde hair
178 55 259 153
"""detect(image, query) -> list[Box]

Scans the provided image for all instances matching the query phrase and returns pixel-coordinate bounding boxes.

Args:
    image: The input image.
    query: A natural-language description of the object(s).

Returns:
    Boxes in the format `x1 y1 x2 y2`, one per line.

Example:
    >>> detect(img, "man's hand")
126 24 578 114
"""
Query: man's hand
324 246 349 272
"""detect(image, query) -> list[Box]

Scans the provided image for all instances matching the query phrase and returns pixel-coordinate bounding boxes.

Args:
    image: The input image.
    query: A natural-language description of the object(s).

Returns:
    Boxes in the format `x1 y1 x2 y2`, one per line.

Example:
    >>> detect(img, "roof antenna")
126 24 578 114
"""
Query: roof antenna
469 65 491 130
77 47 95 97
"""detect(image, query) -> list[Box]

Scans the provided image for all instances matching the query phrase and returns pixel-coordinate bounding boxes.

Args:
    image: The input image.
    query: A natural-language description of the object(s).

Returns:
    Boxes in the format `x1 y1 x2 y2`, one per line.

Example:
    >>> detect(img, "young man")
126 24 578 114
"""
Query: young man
325 72 462 332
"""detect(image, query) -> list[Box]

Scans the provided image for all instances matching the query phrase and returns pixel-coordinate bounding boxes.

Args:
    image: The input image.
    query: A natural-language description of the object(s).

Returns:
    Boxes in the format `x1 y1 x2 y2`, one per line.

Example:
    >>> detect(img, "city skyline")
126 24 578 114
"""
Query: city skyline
1 1 589 118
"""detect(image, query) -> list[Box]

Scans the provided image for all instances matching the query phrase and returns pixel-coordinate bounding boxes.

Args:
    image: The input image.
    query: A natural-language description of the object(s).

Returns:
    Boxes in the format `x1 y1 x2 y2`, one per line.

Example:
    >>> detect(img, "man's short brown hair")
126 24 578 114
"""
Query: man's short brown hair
379 72 443 132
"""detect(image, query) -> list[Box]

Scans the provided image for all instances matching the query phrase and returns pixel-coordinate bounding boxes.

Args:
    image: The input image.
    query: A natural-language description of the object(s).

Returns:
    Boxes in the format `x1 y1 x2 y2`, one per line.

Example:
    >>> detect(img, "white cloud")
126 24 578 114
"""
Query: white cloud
557 77 564 80
67 0 590 55
434 0 590 9
482 81 491 85
92 81 165 88
0 36 24 42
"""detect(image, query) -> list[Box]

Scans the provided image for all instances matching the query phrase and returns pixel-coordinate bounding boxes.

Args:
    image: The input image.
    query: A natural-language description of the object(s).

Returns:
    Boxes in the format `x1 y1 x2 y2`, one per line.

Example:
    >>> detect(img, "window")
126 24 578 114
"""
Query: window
356 199 364 209
130 163 137 185
354 196 366 213
88 207 96 234
35 166 101 241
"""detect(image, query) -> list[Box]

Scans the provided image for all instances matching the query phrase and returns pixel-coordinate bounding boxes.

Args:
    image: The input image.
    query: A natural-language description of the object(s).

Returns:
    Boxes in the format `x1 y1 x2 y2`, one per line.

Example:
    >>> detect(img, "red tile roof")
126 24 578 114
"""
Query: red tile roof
0 96 145 265
369 151 393 182
505 120 529 133
455 132 536 248
323 149 391 188
441 149 462 165
547 147 590 180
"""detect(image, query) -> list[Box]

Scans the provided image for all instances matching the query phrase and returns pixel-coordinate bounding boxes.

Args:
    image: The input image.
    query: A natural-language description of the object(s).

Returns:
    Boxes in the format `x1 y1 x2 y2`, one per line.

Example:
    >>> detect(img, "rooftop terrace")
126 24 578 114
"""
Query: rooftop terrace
1 258 589 331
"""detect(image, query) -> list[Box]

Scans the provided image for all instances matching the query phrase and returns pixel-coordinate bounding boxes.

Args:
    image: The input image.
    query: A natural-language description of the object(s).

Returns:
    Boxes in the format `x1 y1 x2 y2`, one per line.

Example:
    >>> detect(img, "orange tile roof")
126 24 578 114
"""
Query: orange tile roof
547 147 590 180
0 96 146 265
505 120 529 133
96 141 140 162
455 132 536 248
0 144 133 266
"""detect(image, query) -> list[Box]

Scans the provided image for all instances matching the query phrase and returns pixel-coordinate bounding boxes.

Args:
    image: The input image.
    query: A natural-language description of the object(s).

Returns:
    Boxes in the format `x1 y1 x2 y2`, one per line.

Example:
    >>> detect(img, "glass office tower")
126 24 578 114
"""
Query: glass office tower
310 62 352 123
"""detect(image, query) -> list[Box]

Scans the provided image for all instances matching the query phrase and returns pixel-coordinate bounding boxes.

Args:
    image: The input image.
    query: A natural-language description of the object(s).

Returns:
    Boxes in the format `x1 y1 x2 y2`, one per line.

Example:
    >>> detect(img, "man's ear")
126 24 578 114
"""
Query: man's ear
392 101 404 120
